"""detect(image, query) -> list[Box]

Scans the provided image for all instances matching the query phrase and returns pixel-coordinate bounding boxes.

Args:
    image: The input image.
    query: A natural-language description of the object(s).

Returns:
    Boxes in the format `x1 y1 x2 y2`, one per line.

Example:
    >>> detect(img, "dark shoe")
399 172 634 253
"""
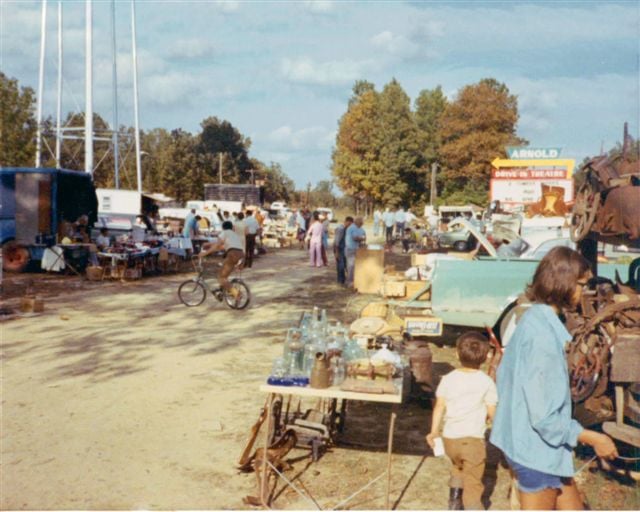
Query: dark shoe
214 290 224 302
448 488 463 510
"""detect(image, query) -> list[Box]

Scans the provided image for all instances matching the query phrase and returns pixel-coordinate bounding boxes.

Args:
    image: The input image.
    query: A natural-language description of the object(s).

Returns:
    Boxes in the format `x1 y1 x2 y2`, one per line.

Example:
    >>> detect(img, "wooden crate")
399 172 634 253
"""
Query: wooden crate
411 253 429 266
404 280 430 300
381 279 406 297
20 296 44 313
124 268 142 280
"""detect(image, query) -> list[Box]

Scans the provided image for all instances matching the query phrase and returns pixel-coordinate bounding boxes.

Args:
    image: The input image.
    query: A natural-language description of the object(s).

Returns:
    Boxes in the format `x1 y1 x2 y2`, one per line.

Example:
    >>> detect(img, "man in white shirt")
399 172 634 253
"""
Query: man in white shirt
394 207 406 238
243 210 261 268
199 221 245 296
383 207 395 244
373 208 382 237
233 212 247 253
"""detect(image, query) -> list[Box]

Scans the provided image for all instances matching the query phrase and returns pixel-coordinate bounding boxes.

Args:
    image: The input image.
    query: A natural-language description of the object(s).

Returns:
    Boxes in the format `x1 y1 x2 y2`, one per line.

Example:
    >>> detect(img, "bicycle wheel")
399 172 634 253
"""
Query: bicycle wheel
178 279 207 307
223 278 251 310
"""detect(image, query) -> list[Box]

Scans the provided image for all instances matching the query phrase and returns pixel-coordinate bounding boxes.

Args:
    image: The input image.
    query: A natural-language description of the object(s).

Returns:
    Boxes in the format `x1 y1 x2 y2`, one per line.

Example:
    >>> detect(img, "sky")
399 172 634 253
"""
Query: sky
1 0 639 190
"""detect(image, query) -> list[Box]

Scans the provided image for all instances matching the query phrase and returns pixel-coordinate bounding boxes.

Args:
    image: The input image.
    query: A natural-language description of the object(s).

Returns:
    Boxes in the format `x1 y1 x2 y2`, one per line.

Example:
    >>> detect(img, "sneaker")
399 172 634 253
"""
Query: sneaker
214 290 224 301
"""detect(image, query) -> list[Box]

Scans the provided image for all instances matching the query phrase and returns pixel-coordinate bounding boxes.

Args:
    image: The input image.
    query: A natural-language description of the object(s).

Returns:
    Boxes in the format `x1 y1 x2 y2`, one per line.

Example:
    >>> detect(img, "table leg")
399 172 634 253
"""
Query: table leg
261 394 273 508
386 406 397 510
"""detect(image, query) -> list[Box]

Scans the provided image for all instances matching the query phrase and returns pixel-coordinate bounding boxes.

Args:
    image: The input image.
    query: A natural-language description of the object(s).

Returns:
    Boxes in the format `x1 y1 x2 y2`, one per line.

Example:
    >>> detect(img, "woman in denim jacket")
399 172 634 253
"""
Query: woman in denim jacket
490 246 618 510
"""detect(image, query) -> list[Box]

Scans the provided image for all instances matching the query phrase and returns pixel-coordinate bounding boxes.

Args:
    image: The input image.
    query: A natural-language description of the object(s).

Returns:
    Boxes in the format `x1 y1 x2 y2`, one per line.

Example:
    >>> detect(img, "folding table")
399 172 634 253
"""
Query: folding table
258 381 402 510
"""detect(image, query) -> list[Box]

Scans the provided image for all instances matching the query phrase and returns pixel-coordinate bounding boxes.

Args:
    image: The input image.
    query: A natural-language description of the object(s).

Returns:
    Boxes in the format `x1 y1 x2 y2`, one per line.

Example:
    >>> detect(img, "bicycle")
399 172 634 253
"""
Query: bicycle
178 256 251 310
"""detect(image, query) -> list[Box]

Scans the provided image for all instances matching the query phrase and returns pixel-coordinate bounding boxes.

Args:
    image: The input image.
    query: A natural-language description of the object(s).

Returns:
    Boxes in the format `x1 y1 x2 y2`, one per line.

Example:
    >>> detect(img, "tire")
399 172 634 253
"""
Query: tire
453 240 468 252
2 241 30 272
223 278 251 310
178 279 207 307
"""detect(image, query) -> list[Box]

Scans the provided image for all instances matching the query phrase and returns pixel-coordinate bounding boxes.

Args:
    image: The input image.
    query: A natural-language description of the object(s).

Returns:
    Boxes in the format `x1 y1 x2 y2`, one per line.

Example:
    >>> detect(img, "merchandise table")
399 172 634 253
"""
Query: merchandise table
41 244 92 276
258 381 402 510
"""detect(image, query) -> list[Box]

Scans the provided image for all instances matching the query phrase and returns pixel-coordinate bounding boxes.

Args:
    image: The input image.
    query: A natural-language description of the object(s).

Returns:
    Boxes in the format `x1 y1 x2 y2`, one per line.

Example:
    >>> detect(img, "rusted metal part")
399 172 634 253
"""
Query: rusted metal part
570 123 640 243
567 298 640 403
402 339 433 395
242 429 298 507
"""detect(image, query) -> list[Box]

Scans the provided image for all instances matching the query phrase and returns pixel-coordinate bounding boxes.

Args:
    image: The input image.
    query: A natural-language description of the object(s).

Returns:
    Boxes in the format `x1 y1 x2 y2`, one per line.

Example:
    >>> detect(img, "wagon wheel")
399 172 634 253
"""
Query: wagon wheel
570 180 600 242
2 242 30 272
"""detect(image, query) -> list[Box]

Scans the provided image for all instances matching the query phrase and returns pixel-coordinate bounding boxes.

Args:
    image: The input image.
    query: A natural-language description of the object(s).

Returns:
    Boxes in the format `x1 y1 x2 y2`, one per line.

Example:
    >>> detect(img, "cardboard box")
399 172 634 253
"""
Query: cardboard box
86 266 103 281
411 253 430 266
20 296 44 313
404 280 430 300
124 268 142 280
354 248 384 294
382 280 406 297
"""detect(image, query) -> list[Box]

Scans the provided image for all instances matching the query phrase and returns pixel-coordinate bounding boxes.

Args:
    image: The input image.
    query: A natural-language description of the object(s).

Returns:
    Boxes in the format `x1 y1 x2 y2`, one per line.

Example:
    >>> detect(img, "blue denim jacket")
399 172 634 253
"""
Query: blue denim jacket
490 304 583 477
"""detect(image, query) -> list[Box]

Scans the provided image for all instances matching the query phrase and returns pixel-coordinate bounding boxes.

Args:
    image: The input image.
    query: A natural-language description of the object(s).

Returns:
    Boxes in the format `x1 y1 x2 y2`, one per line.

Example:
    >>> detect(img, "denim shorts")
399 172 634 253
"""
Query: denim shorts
506 456 566 494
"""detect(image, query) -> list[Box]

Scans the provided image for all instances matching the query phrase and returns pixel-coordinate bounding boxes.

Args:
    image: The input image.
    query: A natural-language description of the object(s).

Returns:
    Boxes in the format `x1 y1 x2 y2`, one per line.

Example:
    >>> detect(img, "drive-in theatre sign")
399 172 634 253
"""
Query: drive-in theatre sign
490 147 575 207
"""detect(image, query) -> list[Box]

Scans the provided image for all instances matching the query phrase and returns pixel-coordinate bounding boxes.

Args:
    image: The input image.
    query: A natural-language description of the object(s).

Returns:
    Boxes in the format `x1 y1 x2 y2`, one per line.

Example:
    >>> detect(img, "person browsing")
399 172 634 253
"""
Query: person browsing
490 246 618 510
426 332 497 510
345 217 366 288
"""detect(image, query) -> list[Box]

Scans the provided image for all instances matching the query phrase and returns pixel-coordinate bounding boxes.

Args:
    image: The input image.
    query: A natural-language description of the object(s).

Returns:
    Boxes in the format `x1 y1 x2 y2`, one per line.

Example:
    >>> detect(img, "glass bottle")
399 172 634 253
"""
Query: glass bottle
284 328 304 374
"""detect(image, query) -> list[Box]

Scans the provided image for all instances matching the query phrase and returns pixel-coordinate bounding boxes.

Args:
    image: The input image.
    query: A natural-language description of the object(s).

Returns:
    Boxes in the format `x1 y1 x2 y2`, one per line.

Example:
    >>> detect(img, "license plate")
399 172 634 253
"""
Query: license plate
404 317 443 336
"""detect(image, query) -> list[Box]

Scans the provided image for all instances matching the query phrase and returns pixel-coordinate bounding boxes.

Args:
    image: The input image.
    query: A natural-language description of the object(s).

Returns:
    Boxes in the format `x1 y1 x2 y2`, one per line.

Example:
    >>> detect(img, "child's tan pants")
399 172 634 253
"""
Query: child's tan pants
443 436 486 510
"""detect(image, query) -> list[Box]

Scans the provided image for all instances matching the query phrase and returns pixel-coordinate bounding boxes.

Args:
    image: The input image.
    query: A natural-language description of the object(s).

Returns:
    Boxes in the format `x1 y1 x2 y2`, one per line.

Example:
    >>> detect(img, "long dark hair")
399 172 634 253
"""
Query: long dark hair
526 246 591 311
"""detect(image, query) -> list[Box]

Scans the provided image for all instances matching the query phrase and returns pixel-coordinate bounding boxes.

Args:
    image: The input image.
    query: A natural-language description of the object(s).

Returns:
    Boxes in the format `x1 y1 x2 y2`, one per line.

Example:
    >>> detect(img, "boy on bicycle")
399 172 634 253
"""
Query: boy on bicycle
199 221 244 298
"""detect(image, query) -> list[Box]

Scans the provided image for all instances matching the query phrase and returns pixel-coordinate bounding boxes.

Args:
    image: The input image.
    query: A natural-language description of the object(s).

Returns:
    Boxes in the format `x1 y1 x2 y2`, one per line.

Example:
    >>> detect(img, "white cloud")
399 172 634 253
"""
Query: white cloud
303 1 335 14
141 71 202 106
167 38 217 60
281 57 374 86
268 125 334 151
217 1 240 14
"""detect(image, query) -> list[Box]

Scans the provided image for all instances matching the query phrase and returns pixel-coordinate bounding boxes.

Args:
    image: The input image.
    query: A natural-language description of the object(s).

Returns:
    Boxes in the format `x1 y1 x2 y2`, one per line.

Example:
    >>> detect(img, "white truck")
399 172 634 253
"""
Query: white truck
96 188 173 230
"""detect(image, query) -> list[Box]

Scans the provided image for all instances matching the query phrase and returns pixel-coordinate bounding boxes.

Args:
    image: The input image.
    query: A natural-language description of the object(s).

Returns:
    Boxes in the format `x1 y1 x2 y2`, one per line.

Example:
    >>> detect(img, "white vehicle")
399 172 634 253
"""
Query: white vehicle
270 201 287 210
316 207 334 221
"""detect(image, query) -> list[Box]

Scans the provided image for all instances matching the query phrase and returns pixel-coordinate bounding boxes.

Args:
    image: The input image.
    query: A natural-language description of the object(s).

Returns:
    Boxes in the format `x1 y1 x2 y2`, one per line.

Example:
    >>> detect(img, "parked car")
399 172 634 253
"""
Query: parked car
436 224 476 251
315 207 334 222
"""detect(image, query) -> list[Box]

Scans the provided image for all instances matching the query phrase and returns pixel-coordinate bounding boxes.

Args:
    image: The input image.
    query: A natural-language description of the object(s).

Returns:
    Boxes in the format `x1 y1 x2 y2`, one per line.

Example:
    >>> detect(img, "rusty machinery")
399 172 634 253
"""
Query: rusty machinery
568 123 640 454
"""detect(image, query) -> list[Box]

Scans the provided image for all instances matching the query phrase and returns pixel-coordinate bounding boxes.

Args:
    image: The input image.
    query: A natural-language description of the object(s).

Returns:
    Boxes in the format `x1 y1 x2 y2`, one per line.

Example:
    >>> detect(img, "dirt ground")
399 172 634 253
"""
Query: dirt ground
1 245 638 510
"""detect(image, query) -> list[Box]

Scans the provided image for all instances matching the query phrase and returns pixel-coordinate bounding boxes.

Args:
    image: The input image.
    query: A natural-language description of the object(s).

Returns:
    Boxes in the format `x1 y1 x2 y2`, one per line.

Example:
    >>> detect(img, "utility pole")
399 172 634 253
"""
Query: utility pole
306 182 311 207
85 0 93 175
430 162 438 206
36 0 47 167
219 153 224 184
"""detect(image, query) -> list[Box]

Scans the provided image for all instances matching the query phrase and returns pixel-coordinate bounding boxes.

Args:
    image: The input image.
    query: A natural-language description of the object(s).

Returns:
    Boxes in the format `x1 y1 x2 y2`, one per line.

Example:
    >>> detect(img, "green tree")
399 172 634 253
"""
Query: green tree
310 180 336 207
257 160 296 204
0 73 37 167
197 116 251 184
438 78 527 205
332 84 384 212
414 86 447 201
377 79 423 206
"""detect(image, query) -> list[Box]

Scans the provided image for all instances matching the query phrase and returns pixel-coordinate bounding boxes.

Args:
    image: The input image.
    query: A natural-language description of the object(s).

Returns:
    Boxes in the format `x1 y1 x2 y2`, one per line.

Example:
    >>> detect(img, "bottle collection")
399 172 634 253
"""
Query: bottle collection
267 306 368 388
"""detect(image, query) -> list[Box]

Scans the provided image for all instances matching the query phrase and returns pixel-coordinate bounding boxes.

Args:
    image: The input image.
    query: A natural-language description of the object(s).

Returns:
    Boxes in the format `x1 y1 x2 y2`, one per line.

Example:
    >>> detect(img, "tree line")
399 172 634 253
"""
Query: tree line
332 78 527 214
0 72 296 205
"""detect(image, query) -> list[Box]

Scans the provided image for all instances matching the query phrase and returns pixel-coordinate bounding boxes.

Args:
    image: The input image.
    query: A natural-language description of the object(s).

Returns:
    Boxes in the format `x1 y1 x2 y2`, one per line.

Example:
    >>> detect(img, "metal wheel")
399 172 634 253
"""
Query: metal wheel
453 240 468 252
570 180 600 242
178 279 207 307
2 242 30 272
223 278 251 310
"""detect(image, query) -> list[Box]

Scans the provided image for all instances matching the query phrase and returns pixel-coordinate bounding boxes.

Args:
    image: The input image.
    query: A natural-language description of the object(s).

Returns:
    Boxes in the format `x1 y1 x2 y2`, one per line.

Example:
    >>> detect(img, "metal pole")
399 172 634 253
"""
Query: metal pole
131 0 142 193
85 0 93 175
111 0 120 188
55 1 62 168
218 153 223 184
36 0 48 168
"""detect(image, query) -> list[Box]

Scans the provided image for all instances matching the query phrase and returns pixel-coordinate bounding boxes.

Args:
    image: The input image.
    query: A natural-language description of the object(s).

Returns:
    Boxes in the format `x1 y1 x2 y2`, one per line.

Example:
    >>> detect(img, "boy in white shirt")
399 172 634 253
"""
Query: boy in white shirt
426 332 497 510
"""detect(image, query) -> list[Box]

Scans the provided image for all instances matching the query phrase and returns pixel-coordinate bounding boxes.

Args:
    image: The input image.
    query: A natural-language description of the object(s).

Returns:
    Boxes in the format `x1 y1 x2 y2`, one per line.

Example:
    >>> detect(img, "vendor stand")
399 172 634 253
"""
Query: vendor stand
244 309 409 510
257 383 402 510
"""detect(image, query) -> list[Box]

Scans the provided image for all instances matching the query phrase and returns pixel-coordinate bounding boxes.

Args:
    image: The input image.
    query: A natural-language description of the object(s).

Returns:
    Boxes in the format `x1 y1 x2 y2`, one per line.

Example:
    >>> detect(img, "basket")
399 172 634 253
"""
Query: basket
361 302 389 318
86 266 103 281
